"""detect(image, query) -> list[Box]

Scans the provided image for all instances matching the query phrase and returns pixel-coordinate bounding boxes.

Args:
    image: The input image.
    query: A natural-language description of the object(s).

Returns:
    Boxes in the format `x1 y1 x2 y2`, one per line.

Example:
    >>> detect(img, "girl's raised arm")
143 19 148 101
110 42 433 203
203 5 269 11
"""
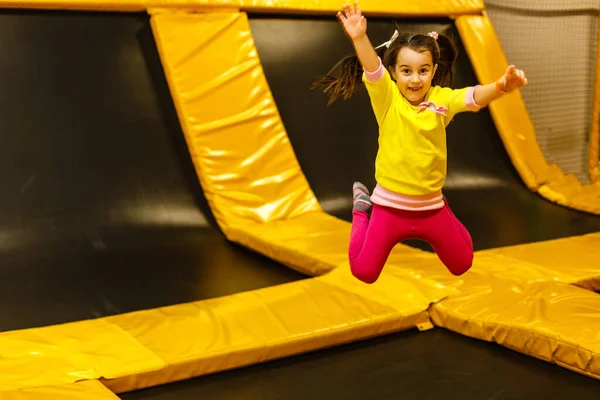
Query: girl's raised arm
337 1 379 72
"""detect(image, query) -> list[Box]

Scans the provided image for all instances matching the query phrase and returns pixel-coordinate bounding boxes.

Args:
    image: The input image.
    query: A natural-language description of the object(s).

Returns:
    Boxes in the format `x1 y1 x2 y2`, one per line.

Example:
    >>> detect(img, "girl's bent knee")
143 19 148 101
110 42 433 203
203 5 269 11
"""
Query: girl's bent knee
350 262 380 284
447 255 473 276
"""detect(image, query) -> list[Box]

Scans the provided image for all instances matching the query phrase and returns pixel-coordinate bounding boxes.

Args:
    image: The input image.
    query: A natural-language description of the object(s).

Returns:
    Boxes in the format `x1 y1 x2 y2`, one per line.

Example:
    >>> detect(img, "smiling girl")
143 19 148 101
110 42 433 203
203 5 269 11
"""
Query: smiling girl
313 1 528 283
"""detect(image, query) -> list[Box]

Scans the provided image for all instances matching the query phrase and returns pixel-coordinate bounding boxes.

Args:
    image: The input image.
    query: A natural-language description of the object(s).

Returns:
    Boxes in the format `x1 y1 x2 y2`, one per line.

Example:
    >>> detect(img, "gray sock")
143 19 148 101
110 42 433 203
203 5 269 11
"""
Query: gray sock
352 181 372 213
353 193 373 213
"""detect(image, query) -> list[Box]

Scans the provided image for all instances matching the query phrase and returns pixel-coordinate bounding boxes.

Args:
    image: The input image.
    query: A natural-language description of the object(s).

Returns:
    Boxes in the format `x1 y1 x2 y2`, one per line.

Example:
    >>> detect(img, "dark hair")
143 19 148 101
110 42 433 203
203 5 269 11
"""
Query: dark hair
313 29 458 105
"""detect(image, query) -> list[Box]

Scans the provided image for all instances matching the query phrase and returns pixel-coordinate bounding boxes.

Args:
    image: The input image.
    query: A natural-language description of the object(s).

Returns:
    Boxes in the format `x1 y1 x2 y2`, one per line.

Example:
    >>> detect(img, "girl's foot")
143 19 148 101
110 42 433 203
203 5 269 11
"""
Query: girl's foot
353 181 372 213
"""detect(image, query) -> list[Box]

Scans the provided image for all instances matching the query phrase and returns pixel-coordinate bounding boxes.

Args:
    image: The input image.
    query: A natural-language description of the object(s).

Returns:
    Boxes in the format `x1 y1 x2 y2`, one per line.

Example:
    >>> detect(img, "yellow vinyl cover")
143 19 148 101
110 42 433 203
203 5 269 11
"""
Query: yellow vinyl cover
0 319 163 391
430 279 600 379
456 14 600 215
478 232 600 291
227 211 425 276
0 381 119 400
151 11 320 227
0 0 483 14
102 264 447 393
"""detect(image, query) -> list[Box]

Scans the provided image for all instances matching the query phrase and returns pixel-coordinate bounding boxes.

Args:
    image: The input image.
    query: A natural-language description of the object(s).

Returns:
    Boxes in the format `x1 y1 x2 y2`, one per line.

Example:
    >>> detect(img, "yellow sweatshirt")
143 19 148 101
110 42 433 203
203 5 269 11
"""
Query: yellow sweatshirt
363 59 482 195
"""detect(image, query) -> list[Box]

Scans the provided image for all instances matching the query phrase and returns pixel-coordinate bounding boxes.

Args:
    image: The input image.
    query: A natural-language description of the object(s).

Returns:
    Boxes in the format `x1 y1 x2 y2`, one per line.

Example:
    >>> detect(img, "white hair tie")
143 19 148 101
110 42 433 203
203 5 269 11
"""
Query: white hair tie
375 29 399 49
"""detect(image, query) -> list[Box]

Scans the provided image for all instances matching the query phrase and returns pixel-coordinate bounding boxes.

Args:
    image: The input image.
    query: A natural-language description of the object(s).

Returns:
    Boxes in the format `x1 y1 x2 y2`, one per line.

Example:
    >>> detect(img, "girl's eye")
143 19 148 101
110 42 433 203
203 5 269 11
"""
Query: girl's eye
402 69 410 74
420 69 428 74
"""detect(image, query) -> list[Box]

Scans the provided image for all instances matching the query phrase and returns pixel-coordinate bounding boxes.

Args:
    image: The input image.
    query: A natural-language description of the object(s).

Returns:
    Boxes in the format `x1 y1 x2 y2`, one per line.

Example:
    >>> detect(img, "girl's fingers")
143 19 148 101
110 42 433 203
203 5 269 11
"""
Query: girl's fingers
343 3 352 16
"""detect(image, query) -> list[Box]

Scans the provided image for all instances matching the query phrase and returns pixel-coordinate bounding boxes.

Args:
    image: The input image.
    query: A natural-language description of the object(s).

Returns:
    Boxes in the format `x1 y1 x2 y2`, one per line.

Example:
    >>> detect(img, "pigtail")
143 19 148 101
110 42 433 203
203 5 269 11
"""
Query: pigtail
312 46 387 105
432 33 458 87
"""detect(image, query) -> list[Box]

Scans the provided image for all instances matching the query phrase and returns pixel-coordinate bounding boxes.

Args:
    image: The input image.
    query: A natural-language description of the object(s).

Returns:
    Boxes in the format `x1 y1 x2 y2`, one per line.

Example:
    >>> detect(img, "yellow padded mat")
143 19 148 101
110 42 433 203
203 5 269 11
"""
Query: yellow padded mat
0 319 163 392
479 232 600 291
150 11 319 229
101 265 447 393
456 15 600 215
228 211 425 276
0 0 483 14
431 279 600 380
0 381 120 400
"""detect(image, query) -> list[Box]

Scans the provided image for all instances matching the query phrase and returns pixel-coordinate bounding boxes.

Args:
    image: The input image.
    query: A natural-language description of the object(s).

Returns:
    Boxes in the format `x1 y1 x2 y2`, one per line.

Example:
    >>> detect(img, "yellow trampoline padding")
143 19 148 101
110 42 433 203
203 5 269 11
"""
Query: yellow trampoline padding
228 211 425 276
376 250 573 297
0 0 483 14
457 15 600 215
102 267 447 393
0 381 119 400
431 279 600 380
479 232 600 291
151 11 319 229
0 319 163 392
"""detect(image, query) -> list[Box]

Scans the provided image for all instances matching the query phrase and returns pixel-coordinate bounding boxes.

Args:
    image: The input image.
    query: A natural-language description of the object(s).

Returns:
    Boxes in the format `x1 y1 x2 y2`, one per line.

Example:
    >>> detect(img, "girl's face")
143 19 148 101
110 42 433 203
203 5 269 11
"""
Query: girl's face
390 47 438 106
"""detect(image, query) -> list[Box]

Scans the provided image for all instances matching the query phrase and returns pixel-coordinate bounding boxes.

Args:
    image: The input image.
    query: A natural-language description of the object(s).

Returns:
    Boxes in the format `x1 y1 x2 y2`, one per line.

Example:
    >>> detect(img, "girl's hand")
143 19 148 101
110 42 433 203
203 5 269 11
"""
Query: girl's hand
497 65 528 92
337 1 367 40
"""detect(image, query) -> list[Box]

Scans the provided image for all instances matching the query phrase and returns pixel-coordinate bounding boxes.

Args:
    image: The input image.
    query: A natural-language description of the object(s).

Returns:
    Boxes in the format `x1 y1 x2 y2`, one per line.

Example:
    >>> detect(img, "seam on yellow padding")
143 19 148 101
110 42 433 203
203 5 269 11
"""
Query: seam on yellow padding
0 381 120 400
0 319 164 392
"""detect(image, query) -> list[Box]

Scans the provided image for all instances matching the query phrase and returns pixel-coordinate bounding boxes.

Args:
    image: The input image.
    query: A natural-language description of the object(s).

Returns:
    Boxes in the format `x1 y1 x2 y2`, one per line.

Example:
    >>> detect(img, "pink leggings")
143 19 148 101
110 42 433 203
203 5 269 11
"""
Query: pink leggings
349 202 473 283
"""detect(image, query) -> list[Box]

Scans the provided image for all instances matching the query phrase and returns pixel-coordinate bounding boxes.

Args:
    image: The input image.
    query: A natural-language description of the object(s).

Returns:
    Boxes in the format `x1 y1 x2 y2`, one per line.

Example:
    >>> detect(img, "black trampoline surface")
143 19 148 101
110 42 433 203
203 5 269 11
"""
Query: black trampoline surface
0 10 304 333
122 15 600 399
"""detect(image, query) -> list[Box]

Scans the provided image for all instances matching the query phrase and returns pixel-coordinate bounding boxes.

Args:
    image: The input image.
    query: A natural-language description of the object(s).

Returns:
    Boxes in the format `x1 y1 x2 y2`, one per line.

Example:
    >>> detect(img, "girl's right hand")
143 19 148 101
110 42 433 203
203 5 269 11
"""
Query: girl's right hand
337 1 367 40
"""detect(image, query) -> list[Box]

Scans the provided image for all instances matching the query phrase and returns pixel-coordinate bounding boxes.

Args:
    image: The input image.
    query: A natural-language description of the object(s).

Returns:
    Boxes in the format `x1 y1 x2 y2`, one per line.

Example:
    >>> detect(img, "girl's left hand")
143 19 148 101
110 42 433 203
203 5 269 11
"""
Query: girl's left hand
498 65 528 92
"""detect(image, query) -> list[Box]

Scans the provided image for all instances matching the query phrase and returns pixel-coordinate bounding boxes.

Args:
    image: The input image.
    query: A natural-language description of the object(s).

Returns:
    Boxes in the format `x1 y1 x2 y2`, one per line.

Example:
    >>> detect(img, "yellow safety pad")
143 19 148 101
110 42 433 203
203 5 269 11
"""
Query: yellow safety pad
479 232 600 291
456 15 600 215
151 11 319 230
228 211 425 276
226 211 351 276
0 0 483 14
0 319 163 391
369 250 574 298
102 268 447 393
0 0 145 10
0 381 119 400
431 279 600 379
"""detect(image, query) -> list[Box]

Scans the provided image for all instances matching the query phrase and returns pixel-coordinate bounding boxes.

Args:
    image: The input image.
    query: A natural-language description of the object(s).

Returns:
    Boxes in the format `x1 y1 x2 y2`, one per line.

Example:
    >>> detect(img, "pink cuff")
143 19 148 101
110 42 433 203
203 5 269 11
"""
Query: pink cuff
364 57 385 82
465 85 483 110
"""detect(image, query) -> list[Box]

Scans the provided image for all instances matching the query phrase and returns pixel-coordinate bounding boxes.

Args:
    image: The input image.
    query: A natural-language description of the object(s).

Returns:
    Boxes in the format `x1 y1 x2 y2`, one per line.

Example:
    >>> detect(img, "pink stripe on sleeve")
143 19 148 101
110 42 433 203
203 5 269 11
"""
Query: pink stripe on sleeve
364 57 385 82
465 85 483 111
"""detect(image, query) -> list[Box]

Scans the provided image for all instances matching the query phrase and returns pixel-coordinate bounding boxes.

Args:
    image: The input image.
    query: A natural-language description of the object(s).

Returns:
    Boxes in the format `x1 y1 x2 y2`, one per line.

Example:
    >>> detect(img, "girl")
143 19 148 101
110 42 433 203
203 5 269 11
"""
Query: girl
313 1 528 283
